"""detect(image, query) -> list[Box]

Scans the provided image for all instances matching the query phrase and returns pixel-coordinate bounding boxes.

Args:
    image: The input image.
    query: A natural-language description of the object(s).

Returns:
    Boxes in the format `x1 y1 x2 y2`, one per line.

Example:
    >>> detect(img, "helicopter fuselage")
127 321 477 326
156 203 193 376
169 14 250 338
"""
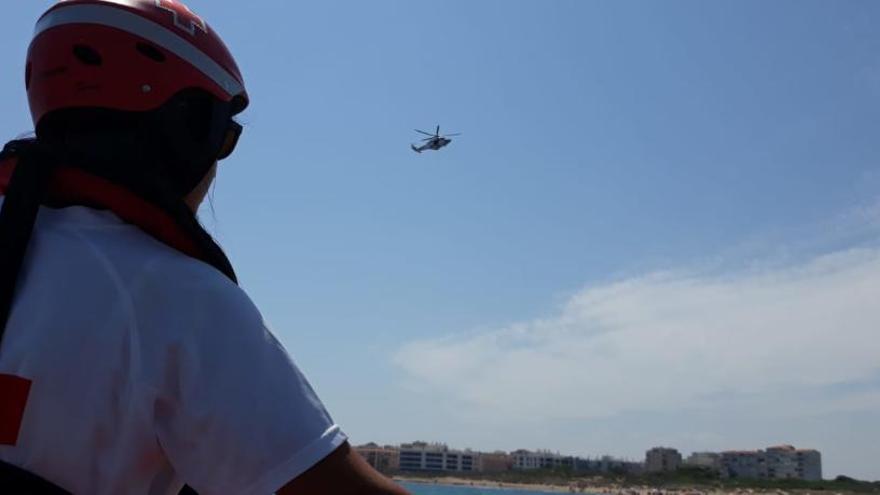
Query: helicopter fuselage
412 126 460 153
411 137 451 153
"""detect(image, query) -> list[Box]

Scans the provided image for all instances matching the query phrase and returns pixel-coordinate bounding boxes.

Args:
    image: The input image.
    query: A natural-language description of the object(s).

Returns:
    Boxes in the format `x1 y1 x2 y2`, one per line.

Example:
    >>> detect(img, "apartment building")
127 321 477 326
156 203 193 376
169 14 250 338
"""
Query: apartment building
721 451 764 479
479 452 514 473
766 445 822 481
796 449 822 481
645 447 683 473
398 442 477 473
354 443 400 473
685 452 722 471
576 456 644 475
720 446 822 481
511 450 575 470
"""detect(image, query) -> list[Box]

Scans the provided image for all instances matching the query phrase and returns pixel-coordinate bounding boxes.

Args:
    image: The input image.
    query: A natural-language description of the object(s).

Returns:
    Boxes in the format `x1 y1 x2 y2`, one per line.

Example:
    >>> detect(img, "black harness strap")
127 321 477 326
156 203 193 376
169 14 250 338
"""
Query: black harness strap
0 459 198 494
0 142 69 494
0 459 71 494
0 141 200 495
0 141 54 349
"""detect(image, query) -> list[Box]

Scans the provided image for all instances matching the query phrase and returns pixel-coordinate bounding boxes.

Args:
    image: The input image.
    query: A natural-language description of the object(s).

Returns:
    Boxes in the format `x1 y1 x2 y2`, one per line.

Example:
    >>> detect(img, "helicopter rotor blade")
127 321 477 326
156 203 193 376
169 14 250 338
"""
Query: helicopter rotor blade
422 137 435 142
415 129 434 136
436 125 440 136
444 133 462 137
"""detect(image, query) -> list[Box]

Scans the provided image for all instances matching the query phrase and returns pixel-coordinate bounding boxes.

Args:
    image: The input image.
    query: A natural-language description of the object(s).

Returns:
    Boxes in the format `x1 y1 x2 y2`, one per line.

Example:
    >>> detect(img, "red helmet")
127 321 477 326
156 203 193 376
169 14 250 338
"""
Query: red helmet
27 0 249 128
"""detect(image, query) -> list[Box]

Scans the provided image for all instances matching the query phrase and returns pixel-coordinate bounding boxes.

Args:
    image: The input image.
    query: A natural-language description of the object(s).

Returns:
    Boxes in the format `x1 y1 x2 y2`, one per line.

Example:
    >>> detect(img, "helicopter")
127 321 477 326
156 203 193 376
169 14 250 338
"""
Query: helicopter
411 126 461 153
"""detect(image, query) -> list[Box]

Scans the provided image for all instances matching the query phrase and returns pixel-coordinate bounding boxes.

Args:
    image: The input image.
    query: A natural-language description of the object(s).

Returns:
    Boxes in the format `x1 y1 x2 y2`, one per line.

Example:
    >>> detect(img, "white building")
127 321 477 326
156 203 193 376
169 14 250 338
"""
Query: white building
511 450 574 470
354 443 400 473
766 445 821 481
576 456 644 475
720 446 822 481
797 449 822 481
721 451 764 479
398 442 477 473
685 452 721 471
645 447 683 473
479 452 514 473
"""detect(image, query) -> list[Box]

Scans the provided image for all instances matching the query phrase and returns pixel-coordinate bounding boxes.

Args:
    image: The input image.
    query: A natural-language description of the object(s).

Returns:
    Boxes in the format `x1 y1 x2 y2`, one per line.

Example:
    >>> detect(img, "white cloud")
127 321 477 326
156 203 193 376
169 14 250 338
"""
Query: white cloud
393 247 880 421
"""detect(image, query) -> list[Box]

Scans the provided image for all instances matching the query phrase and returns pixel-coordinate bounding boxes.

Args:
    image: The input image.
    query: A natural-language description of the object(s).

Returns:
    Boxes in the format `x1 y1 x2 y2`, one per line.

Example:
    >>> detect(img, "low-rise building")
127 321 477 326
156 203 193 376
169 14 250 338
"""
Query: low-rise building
576 456 644 475
512 450 575 470
479 452 514 473
398 442 477 473
354 443 400 473
720 446 822 481
721 451 763 479
765 446 799 479
795 449 822 481
645 447 682 473
766 445 822 481
685 452 721 471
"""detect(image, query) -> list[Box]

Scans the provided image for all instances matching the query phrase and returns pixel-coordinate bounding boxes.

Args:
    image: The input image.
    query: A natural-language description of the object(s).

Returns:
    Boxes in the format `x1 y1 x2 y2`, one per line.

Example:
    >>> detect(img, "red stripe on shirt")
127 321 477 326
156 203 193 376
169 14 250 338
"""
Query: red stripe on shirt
0 374 32 446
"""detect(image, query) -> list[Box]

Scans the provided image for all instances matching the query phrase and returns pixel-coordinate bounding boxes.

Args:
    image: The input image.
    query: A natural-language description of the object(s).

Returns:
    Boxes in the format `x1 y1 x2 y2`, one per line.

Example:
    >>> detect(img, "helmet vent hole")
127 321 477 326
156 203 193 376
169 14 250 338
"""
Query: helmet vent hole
136 43 166 63
25 62 32 90
73 45 102 66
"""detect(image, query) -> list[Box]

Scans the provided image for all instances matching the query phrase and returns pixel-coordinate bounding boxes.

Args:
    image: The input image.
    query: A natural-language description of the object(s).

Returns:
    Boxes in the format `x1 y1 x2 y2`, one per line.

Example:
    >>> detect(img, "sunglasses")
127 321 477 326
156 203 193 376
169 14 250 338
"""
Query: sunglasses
217 120 242 160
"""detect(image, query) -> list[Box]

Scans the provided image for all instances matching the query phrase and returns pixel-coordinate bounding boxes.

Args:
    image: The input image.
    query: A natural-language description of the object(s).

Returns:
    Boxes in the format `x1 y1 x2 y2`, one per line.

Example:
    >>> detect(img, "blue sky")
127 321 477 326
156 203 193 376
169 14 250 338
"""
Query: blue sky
2 0 879 481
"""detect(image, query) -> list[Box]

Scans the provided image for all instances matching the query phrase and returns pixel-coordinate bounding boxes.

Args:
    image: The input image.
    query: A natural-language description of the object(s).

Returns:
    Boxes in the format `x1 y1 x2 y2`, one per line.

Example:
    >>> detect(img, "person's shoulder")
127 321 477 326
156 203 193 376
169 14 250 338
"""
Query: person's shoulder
138 247 254 317
131 250 267 359
37 205 243 304
35 203 185 268
39 203 262 334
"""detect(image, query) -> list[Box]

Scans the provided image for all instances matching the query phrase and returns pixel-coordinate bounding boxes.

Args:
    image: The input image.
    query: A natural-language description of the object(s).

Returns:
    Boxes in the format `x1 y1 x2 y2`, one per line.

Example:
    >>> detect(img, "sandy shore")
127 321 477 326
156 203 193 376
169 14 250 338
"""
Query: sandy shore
394 476 847 495
395 475 579 492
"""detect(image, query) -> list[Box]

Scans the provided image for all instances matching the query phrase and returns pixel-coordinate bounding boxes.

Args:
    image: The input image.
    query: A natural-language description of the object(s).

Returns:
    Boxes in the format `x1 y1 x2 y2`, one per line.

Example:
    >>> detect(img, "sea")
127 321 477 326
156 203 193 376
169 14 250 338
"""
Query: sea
400 481 569 495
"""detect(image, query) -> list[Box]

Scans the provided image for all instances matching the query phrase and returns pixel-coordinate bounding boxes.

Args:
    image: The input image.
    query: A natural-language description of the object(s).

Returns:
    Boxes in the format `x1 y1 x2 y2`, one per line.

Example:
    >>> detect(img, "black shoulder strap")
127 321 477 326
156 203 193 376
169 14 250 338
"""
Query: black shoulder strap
0 143 69 495
0 140 54 350
0 459 198 494
0 141 201 495
0 459 71 494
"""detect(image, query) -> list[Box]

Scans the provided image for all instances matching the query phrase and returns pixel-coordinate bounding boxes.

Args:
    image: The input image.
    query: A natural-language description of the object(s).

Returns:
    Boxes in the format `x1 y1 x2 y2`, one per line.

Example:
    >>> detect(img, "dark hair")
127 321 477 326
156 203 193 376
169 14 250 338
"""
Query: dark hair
0 91 239 347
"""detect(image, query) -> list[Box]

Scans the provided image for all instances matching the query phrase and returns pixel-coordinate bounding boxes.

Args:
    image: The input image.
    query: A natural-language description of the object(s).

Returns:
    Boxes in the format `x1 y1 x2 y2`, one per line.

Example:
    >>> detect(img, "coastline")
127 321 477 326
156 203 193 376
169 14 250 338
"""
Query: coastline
394 475 863 495
395 475 580 492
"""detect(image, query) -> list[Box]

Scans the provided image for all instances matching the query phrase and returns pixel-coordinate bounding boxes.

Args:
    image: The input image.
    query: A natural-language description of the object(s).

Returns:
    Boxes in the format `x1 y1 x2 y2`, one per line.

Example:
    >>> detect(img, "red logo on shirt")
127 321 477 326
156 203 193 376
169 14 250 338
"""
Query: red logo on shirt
155 0 208 36
0 374 31 446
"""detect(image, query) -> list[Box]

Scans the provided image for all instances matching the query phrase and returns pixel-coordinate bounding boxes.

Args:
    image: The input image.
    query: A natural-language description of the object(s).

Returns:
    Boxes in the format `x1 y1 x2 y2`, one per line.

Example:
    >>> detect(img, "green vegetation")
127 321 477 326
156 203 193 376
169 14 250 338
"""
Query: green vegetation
639 468 880 493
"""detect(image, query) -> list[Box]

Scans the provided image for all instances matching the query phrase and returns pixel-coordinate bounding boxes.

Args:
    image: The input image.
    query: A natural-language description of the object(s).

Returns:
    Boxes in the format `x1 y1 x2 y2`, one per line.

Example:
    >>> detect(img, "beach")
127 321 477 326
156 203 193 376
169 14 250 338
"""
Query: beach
395 476 859 495
394 476 576 493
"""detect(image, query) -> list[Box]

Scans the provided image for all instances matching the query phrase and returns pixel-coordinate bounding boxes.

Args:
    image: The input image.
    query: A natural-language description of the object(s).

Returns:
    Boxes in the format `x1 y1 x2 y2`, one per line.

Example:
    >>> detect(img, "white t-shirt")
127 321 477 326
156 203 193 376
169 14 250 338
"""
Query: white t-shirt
0 199 348 495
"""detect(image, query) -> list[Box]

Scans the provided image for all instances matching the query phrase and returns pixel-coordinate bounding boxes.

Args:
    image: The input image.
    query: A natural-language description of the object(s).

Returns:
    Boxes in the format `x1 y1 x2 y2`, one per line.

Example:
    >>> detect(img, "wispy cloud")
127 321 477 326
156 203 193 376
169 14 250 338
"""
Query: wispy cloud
393 246 880 422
